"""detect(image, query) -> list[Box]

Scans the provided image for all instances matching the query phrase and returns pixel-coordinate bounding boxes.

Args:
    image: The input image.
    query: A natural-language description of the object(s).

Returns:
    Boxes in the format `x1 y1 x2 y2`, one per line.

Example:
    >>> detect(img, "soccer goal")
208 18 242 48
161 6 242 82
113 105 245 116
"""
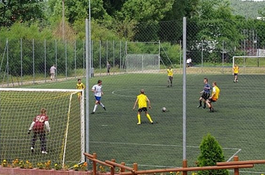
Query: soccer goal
233 56 265 74
125 41 161 73
125 54 160 73
0 88 85 167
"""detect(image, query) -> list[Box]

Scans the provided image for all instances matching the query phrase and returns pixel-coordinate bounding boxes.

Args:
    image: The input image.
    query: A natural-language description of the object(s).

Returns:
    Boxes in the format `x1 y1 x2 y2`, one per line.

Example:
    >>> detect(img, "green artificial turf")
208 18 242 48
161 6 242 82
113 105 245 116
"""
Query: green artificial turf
1 73 265 174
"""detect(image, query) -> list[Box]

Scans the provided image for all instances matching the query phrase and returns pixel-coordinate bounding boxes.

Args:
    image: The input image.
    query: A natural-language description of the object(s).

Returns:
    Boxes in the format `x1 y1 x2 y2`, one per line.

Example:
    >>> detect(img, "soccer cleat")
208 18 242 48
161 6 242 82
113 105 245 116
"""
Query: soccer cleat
91 112 95 114
31 147 34 153
151 121 154 124
103 107 106 111
137 122 141 125
203 106 206 109
197 105 202 108
41 151 48 154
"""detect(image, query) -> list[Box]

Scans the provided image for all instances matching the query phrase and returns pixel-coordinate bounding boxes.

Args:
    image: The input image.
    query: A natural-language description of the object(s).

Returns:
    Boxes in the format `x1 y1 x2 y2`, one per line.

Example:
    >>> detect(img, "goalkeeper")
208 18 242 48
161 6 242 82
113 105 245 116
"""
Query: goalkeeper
28 108 50 154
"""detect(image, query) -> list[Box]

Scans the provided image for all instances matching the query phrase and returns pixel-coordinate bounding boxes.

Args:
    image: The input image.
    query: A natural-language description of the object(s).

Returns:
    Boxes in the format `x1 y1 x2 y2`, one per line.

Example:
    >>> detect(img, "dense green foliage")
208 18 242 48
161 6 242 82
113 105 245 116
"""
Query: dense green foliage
1 0 265 72
0 0 46 27
197 134 229 175
230 0 265 19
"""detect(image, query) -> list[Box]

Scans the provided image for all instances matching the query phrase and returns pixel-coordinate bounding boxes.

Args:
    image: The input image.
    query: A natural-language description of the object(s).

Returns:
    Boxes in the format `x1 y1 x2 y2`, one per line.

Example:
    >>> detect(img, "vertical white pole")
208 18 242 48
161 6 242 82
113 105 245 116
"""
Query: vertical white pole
85 18 90 163
62 0 65 41
85 0 91 164
32 39 35 84
182 17 187 161
44 39 47 82
20 38 23 85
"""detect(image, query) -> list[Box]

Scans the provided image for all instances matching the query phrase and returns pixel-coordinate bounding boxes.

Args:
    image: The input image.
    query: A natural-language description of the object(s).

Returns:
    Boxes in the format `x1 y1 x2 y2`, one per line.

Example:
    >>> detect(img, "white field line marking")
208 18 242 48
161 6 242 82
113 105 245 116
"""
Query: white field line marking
226 148 242 162
91 141 240 150
112 90 135 98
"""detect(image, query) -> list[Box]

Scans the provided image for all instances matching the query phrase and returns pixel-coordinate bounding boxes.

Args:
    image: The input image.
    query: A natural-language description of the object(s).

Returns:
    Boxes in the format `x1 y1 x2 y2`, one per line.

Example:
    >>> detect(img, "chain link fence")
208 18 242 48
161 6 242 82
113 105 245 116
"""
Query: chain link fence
1 18 265 174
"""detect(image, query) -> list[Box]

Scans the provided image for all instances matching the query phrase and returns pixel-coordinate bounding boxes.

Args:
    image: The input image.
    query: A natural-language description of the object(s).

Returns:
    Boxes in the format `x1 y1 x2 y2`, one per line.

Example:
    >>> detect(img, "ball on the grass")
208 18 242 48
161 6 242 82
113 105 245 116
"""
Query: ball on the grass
162 107 166 112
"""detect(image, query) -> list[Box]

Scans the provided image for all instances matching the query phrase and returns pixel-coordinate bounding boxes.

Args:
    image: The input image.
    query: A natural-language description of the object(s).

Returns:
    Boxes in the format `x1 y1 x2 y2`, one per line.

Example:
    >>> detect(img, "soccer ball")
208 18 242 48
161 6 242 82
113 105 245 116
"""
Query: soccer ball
162 107 166 112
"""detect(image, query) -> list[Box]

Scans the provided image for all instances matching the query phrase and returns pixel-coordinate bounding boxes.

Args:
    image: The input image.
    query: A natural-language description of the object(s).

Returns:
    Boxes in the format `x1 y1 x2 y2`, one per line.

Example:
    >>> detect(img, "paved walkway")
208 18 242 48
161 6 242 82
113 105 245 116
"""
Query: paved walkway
0 76 84 88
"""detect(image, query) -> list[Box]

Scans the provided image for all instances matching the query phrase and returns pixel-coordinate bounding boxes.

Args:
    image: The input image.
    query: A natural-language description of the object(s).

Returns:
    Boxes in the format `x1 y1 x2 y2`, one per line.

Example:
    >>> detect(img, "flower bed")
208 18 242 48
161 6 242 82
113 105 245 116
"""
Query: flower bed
0 167 91 175
0 159 92 175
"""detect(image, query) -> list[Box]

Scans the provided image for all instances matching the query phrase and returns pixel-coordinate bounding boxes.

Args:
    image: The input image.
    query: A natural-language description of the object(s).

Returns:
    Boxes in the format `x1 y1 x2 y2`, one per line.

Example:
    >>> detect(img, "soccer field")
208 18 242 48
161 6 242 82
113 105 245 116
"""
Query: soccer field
1 72 265 174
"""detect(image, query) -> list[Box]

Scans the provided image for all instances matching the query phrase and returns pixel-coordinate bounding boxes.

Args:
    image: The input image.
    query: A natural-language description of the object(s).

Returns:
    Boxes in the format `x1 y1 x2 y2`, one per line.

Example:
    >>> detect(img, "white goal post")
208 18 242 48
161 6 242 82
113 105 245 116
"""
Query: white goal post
0 88 85 167
125 54 161 73
125 41 161 73
232 56 265 74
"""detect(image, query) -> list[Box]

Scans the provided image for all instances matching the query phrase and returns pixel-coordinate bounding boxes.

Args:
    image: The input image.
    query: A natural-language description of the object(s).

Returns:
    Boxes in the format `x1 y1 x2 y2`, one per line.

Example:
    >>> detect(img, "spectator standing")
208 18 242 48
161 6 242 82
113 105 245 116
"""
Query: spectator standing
50 65 56 81
107 61 111 75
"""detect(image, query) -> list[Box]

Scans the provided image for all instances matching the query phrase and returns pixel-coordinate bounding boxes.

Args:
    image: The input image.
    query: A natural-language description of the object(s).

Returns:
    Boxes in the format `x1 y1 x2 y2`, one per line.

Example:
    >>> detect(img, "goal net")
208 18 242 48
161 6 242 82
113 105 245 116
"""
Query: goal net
0 88 85 167
125 41 161 73
125 54 160 73
233 56 265 74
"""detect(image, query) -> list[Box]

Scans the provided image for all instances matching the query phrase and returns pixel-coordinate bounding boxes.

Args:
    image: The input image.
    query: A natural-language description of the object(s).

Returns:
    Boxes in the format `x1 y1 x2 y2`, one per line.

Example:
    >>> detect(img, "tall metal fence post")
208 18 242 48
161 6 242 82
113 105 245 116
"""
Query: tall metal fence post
119 40 122 73
55 40 58 81
44 39 47 83
201 40 204 73
32 39 35 84
222 40 225 74
99 40 102 76
65 41 67 79
113 40 115 74
74 40 77 78
182 16 187 169
20 38 23 85
6 39 9 87
83 40 85 77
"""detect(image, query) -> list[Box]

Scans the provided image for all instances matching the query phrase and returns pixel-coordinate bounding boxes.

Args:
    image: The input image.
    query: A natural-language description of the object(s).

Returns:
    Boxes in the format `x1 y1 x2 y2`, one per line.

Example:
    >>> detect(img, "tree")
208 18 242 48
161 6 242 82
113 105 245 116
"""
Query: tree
163 0 200 21
0 0 46 27
102 0 126 16
119 0 174 22
197 133 229 175
48 0 110 24
187 0 242 63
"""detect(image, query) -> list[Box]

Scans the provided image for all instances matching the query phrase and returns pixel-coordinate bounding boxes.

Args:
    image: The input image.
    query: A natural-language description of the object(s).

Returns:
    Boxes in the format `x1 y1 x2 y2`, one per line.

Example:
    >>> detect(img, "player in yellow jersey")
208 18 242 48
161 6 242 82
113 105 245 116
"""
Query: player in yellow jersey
76 79 85 101
167 66 173 87
233 64 239 83
206 81 220 112
133 89 154 125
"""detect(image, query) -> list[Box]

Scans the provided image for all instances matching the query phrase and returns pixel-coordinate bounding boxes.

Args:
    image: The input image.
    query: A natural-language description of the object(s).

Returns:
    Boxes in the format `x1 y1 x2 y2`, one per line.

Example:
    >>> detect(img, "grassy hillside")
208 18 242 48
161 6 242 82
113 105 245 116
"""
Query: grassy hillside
230 0 265 18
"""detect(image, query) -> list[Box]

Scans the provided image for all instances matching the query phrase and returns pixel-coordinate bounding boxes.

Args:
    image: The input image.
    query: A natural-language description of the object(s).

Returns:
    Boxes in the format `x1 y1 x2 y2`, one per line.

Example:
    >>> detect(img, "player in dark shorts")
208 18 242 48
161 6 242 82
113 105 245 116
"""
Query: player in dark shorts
198 78 211 109
28 108 50 154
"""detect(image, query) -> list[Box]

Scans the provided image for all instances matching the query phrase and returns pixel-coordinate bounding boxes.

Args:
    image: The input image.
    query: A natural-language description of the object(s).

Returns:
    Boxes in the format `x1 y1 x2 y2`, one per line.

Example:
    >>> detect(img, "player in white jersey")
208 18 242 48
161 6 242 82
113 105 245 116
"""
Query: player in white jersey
91 80 106 114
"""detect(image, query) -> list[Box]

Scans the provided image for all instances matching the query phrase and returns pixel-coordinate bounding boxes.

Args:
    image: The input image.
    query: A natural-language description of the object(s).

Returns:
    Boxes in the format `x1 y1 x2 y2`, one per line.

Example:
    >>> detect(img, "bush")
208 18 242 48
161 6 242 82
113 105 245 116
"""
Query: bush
197 133 228 175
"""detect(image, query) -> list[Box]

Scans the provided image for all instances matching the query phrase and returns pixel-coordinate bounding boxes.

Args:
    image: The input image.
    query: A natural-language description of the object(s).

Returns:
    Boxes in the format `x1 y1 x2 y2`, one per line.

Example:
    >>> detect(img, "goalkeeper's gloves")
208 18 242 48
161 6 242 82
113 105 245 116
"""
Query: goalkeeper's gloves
28 130 31 134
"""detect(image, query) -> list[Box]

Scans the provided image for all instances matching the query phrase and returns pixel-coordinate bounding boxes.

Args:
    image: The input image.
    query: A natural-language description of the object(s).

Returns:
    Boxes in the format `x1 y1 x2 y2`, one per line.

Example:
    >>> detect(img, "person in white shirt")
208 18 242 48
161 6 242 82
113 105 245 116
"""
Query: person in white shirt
91 80 106 114
50 65 56 81
187 58 192 67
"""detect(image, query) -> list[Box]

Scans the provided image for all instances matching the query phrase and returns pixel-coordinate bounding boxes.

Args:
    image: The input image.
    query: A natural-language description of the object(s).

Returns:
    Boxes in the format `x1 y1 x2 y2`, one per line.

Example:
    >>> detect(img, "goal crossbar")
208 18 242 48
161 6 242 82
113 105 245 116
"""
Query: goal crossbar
0 88 83 92
0 88 85 167
232 56 265 67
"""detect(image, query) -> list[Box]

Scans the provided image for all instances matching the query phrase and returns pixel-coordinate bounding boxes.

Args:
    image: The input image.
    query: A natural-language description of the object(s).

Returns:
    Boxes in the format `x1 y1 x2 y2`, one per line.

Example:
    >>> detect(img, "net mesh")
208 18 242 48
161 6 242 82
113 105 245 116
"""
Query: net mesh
125 54 160 73
0 88 84 167
233 56 265 74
